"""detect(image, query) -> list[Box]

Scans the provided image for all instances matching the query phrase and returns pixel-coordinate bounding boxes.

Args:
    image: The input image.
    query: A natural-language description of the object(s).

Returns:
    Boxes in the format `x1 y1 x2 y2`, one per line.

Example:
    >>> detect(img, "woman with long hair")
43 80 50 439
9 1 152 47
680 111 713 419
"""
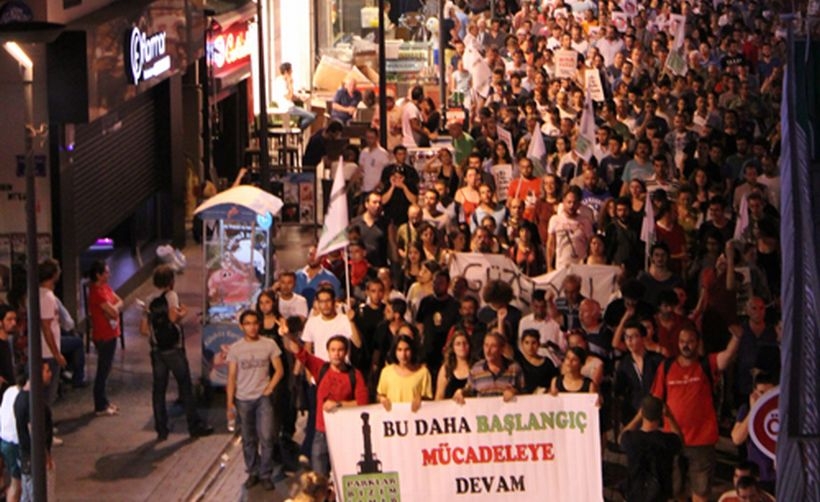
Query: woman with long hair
87 260 123 416
417 222 443 263
377 335 432 411
398 240 424 294
585 234 609 265
508 225 546 276
435 331 472 400
405 260 440 322
454 166 481 223
534 173 562 244
688 167 711 215
550 346 597 395
516 329 558 394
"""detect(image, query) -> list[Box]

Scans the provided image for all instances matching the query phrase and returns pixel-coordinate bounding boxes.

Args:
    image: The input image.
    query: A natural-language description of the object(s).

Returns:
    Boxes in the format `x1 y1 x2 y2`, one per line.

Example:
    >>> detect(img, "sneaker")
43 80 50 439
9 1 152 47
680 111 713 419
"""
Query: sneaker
95 405 119 417
244 475 259 489
261 479 275 491
52 436 64 447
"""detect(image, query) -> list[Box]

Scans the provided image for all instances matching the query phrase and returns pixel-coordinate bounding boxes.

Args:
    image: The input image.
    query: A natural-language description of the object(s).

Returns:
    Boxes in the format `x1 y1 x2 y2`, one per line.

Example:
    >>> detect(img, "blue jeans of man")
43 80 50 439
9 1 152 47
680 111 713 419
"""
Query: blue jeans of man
311 430 330 476
288 106 316 130
236 396 276 480
93 338 116 411
150 348 200 435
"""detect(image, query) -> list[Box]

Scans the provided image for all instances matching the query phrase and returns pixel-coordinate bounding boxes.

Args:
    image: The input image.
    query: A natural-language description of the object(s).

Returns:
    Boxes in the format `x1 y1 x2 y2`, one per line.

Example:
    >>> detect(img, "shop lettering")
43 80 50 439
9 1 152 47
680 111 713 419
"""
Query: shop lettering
126 26 170 83
475 411 588 435
455 475 525 494
421 442 554 466
209 27 251 70
383 417 471 437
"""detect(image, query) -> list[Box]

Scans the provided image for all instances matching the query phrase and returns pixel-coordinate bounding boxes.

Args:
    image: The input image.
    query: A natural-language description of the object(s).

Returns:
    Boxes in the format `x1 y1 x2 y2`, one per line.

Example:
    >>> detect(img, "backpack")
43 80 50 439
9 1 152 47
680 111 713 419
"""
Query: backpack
316 362 356 395
149 293 181 350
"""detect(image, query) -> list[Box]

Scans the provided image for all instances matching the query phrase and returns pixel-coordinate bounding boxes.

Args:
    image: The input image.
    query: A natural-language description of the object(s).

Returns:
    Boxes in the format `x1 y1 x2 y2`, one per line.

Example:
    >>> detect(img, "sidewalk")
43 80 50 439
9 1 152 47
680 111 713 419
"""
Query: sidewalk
52 227 316 501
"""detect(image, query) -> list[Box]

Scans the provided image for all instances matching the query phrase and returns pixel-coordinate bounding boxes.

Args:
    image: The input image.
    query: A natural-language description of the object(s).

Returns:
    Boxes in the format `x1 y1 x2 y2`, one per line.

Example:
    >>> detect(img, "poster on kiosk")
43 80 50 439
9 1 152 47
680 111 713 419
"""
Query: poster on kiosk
193 186 283 386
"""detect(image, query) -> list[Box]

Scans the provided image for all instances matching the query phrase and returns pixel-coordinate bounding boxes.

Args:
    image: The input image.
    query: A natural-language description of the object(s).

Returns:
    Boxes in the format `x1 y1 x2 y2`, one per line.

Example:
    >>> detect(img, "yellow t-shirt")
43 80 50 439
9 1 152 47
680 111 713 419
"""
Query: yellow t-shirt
376 364 433 403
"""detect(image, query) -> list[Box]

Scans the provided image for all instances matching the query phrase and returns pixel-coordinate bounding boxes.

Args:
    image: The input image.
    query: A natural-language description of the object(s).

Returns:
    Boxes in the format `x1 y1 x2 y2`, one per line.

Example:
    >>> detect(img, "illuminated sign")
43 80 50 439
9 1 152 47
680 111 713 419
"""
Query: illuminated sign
207 22 252 74
125 26 171 84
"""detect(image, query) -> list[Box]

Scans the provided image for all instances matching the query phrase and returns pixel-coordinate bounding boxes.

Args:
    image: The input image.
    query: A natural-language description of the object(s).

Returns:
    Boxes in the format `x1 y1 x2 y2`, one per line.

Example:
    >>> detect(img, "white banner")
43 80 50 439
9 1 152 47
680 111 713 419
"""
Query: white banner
490 164 514 202
325 394 602 502
585 70 605 102
449 252 536 311
448 253 620 312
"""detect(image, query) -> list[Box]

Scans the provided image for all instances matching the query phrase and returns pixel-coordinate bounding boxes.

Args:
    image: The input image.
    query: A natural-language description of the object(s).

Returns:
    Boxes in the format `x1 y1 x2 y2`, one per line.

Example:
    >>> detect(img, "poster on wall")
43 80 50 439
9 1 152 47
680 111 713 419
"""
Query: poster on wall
272 171 316 225
325 394 602 502
201 322 244 386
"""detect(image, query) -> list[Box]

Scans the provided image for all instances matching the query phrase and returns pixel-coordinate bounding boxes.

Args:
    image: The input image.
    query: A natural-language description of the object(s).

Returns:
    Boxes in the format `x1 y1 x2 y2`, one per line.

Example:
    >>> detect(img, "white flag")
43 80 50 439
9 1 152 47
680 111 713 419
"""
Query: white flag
734 192 750 240
640 195 656 267
527 127 547 165
574 92 596 162
316 157 350 257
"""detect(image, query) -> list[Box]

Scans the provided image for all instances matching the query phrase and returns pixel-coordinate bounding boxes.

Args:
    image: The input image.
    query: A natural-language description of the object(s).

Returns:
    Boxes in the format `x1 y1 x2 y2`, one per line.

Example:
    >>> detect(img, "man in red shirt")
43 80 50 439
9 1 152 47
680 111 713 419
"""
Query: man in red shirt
507 157 542 221
283 334 368 476
651 326 741 502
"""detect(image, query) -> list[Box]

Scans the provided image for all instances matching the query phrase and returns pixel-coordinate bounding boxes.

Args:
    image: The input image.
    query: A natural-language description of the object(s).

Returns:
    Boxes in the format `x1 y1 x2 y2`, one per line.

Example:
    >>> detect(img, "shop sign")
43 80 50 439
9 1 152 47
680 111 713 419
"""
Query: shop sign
125 26 170 84
207 23 251 75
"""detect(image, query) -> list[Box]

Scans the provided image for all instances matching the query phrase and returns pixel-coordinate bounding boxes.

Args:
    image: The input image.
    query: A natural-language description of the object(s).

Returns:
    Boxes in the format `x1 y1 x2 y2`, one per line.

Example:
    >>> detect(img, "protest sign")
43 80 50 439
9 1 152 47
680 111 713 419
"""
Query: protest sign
490 164 514 202
612 12 629 33
496 126 515 158
553 49 578 79
325 394 602 502
585 70 605 102
619 0 638 17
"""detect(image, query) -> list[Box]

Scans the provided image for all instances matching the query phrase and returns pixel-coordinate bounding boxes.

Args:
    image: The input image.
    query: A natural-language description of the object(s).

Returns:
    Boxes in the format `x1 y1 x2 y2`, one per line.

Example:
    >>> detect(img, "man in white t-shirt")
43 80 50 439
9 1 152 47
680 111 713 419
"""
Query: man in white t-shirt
301 287 361 361
271 62 315 130
38 259 65 407
358 127 392 194
547 186 594 271
400 86 425 148
275 271 308 322
518 290 566 367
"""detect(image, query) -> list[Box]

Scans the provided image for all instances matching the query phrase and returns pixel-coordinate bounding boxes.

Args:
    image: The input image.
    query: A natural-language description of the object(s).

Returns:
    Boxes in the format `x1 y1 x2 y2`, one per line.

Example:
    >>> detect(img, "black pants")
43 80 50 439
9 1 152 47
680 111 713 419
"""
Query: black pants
151 349 200 435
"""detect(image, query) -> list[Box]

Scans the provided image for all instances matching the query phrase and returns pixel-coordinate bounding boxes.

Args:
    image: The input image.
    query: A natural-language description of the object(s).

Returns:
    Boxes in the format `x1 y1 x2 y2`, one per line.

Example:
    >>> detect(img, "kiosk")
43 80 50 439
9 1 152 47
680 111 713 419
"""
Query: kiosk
193 186 283 386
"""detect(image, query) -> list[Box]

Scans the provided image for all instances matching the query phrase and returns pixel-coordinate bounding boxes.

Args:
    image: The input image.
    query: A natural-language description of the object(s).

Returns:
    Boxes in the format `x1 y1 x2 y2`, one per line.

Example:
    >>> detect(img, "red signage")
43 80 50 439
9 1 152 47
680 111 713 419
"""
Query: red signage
749 387 779 460
207 22 251 75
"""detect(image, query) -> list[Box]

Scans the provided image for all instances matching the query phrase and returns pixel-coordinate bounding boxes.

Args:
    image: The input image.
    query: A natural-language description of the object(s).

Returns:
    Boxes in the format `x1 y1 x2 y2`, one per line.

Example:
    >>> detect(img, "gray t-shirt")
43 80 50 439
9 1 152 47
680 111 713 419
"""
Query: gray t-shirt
227 337 281 400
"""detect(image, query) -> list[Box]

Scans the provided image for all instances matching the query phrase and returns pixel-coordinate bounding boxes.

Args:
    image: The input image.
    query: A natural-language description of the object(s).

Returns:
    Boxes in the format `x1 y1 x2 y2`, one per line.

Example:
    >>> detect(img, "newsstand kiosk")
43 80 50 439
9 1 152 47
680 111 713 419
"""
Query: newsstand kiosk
193 186 282 386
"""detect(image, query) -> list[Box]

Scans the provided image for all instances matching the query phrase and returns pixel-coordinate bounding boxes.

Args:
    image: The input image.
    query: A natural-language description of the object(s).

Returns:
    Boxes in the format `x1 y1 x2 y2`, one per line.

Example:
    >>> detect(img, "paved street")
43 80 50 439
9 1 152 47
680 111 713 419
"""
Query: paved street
51 226 315 501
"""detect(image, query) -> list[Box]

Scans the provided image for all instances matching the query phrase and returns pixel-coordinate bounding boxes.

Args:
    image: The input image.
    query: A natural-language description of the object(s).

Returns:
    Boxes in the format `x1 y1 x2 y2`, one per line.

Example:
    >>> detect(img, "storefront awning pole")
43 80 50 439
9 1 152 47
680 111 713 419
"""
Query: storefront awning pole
378 0 387 148
256 0 271 191
439 0 446 120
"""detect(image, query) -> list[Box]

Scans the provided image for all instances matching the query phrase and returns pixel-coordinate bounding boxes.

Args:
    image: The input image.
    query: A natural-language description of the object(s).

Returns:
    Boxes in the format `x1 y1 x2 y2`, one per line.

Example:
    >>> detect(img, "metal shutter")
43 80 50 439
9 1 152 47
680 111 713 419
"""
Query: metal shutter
70 88 163 251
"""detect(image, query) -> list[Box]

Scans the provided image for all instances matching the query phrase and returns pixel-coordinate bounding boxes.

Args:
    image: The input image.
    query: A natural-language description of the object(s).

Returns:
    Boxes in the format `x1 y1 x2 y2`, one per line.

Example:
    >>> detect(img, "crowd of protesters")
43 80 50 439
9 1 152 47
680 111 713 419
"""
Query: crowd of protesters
271 0 789 499
0 0 790 500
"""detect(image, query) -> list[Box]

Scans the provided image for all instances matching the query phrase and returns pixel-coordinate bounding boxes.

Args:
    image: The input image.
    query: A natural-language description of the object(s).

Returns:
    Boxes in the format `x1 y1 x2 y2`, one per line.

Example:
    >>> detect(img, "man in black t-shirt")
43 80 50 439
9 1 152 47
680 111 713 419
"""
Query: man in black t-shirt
0 305 17 393
416 271 460 382
620 396 683 502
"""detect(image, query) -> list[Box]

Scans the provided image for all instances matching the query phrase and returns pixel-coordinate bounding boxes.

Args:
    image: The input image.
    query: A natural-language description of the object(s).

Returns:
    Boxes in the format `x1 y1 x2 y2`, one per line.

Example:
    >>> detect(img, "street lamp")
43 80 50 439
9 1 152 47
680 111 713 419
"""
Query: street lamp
0 21 64 502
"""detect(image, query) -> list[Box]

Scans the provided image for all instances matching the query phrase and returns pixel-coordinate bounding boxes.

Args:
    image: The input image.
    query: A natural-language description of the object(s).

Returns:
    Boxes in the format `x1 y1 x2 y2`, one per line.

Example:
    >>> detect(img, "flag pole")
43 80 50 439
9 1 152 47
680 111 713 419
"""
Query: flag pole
344 245 352 304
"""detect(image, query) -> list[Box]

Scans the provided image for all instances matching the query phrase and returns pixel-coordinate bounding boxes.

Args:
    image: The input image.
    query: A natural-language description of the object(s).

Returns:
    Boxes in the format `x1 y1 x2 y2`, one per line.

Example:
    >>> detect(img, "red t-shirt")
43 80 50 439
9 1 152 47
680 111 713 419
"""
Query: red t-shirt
651 354 719 446
507 177 543 221
88 283 120 342
297 349 369 432
655 313 691 358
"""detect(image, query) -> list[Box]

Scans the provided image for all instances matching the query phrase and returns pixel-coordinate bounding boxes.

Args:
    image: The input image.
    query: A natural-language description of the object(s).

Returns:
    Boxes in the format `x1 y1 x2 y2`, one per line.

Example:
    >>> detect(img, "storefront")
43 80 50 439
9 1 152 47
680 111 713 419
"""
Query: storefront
204 2 255 182
46 0 205 314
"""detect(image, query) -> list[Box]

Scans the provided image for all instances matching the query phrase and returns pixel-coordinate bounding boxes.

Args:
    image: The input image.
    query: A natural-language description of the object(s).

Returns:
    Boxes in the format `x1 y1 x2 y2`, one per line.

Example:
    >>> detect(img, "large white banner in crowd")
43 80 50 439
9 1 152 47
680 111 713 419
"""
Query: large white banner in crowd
325 394 602 502
448 252 620 312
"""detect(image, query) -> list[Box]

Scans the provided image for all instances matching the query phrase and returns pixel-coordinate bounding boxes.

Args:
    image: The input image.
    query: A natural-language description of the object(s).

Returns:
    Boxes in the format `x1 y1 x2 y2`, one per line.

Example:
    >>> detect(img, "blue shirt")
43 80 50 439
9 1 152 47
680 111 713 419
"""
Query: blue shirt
294 267 342 309
331 88 362 123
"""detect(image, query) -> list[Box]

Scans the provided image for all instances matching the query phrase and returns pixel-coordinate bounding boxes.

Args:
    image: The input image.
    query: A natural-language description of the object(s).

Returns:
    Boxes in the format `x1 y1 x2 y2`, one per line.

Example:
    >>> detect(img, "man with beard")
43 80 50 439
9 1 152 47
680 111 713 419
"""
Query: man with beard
605 197 642 274
547 186 594 271
350 192 389 268
294 247 342 309
416 271 460 384
651 326 741 502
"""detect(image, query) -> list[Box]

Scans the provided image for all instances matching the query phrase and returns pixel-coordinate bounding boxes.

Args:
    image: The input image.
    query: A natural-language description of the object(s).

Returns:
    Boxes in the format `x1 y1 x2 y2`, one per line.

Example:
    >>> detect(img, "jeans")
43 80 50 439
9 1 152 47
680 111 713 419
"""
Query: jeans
60 334 86 385
288 106 316 130
235 396 276 479
44 358 59 407
311 430 330 477
150 349 200 435
20 473 32 502
93 338 117 411
300 383 317 459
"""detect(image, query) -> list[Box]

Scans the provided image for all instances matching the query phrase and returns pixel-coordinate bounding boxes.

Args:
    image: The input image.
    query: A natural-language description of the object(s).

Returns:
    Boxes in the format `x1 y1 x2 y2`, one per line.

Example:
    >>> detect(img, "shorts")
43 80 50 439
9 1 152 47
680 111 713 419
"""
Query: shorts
1 439 21 478
674 445 715 498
